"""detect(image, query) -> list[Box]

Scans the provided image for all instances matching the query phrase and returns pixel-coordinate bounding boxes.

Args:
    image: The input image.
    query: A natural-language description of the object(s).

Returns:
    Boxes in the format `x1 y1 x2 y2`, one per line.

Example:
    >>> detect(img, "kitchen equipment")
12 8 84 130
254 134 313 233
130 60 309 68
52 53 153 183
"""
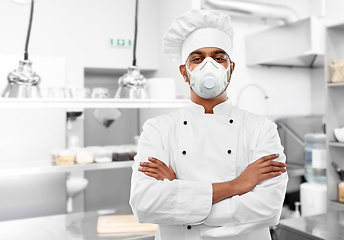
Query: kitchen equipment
290 202 301 218
66 176 88 213
2 60 41 98
339 182 344 203
300 182 327 217
115 66 147 99
331 162 344 181
245 17 324 68
91 88 109 98
304 133 326 185
97 214 157 235
92 108 122 128
114 0 148 99
2 0 42 98
71 88 91 98
48 87 66 98
333 127 344 142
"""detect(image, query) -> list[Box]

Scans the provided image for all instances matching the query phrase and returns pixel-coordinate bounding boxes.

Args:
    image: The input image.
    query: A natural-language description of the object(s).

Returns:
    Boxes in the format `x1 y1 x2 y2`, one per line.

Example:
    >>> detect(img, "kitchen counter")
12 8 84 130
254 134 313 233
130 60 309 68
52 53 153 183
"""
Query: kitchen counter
277 210 344 240
0 205 155 240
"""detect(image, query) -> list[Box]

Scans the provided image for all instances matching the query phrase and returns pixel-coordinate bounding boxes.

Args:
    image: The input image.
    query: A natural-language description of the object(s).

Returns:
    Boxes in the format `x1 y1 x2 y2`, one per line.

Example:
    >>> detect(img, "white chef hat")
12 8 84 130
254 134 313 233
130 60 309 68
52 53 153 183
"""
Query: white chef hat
162 9 234 65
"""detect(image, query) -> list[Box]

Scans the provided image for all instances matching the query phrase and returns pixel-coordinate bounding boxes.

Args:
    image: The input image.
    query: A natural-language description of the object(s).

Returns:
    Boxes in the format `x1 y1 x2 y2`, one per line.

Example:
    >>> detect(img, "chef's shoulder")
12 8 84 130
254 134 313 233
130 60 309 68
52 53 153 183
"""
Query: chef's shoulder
142 111 180 135
236 107 277 134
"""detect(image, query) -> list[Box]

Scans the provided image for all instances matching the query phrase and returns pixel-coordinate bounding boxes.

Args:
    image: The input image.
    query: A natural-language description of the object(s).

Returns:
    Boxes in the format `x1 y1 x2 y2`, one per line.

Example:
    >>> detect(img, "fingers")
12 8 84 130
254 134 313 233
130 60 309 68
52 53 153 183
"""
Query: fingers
256 154 280 164
138 166 158 173
143 171 160 180
140 161 158 168
260 159 286 168
169 165 175 175
261 171 282 181
260 165 287 174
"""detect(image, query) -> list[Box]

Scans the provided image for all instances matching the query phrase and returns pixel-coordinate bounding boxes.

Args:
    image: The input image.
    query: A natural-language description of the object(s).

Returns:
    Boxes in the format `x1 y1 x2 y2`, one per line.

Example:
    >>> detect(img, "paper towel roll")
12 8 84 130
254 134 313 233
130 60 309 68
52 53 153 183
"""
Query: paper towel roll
147 78 176 99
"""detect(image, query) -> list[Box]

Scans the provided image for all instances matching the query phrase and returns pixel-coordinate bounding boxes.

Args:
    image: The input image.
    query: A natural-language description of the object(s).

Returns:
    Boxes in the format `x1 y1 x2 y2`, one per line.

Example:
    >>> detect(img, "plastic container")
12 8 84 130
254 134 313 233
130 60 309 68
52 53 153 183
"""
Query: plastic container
91 147 112 163
112 145 137 161
304 133 327 185
76 149 94 164
55 149 75 165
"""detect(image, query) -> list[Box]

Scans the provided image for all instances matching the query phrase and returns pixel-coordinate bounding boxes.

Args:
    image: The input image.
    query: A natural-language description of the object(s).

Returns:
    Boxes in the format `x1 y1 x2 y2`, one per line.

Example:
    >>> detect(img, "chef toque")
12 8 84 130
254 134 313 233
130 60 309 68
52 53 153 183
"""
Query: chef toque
162 9 234 65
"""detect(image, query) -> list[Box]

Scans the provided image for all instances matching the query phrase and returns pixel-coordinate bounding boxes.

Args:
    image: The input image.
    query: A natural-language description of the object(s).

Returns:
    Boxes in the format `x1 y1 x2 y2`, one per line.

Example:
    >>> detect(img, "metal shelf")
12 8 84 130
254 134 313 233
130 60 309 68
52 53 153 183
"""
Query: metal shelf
0 99 191 109
328 141 344 147
329 200 344 210
327 82 344 87
0 160 134 177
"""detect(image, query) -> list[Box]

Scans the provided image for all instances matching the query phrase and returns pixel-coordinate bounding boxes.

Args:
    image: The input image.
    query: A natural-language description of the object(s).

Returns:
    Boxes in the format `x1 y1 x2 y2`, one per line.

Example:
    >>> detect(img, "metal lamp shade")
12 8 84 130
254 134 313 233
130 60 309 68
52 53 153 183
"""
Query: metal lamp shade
2 60 42 98
115 66 147 99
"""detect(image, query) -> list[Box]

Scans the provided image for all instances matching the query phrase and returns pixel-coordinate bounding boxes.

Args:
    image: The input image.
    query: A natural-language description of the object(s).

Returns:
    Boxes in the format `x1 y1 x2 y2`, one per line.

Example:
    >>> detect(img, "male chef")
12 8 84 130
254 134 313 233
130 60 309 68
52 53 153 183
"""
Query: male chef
129 9 288 240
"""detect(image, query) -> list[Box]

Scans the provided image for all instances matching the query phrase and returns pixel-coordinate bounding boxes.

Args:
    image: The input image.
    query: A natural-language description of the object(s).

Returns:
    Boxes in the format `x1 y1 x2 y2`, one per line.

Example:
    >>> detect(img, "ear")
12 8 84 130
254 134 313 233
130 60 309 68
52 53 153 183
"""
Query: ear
230 61 235 73
179 65 188 82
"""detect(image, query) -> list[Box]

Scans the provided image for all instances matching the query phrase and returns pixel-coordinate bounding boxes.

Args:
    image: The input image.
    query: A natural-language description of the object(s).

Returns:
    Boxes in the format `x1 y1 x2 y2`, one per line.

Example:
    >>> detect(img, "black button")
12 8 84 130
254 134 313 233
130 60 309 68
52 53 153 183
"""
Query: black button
227 149 232 154
229 119 233 124
187 225 192 230
183 121 187 125
182 150 186 155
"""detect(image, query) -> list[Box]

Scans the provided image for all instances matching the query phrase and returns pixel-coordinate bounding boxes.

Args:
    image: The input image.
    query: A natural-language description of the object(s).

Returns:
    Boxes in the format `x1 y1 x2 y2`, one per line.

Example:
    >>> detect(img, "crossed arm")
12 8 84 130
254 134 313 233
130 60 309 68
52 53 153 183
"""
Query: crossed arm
139 154 286 204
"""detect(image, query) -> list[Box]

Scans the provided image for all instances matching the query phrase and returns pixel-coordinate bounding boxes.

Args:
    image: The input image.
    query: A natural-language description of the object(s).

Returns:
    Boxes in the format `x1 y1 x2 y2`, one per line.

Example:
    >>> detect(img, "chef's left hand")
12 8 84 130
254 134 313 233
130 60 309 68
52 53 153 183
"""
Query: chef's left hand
139 157 176 181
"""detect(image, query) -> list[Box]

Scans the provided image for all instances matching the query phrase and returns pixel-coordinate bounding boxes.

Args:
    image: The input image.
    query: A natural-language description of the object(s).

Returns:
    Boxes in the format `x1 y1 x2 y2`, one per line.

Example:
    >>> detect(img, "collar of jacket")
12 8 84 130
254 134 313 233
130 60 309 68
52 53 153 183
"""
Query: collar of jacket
187 98 234 116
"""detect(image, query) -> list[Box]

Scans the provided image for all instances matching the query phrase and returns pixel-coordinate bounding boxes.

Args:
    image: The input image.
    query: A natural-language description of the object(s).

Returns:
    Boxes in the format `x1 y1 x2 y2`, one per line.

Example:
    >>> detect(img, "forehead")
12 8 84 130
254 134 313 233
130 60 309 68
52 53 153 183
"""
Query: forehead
188 47 228 56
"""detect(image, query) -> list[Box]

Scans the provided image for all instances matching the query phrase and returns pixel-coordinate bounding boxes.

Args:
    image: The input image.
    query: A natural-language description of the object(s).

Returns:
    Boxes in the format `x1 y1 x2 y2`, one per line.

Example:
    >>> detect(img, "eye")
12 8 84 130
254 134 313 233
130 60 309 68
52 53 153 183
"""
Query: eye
191 57 202 63
214 57 225 62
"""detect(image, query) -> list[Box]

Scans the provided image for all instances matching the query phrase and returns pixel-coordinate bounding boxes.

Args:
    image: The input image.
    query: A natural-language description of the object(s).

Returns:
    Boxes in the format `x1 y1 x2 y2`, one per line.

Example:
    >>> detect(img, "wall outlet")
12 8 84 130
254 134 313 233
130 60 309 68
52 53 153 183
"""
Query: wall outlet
110 38 132 47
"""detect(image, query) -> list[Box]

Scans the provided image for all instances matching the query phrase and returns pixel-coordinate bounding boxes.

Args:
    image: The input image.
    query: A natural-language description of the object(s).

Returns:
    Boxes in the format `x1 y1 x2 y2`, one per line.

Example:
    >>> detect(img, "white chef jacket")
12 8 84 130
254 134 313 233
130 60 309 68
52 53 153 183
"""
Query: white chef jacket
130 99 288 240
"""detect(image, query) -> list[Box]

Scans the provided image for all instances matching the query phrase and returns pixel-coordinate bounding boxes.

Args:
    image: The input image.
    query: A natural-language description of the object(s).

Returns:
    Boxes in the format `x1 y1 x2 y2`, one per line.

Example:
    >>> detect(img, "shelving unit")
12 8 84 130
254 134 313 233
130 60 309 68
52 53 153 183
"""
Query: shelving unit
0 98 190 109
325 20 344 211
0 160 134 177
0 99 190 175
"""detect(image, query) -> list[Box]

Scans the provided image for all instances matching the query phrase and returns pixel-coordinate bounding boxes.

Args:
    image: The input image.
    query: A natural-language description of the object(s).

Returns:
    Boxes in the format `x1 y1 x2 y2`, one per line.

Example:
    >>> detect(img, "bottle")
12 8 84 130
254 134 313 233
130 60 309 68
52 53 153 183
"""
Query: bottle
339 182 344 203
304 133 327 185
291 202 301 218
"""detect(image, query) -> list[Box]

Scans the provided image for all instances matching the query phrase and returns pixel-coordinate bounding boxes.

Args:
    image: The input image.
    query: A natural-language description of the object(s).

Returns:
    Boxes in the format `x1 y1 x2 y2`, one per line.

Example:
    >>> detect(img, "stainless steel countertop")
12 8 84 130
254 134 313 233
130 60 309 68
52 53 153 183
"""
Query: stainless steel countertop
0 206 155 240
278 210 344 240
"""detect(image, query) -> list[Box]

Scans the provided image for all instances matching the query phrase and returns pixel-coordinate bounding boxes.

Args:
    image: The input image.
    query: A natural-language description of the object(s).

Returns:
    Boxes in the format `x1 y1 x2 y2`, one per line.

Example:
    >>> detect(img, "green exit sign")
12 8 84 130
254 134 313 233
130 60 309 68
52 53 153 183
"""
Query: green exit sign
110 39 132 47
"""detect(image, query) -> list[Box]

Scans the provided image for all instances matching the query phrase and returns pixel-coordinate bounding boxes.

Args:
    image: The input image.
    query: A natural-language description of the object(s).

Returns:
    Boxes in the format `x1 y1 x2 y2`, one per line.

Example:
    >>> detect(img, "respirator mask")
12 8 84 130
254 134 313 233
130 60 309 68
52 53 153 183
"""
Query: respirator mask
186 57 231 99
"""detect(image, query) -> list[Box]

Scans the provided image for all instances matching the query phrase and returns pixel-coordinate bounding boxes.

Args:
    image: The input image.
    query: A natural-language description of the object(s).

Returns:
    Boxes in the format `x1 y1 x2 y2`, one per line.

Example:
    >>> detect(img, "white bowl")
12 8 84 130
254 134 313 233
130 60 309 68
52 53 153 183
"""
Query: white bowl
334 128 344 142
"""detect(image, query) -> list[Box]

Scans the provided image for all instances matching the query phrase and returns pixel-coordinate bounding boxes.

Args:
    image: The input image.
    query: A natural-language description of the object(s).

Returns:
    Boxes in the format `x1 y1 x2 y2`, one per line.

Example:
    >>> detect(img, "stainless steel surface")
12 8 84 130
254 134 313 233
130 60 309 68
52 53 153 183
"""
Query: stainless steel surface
115 66 147 99
278 210 344 240
2 60 41 98
0 205 155 240
0 99 190 109
0 160 134 177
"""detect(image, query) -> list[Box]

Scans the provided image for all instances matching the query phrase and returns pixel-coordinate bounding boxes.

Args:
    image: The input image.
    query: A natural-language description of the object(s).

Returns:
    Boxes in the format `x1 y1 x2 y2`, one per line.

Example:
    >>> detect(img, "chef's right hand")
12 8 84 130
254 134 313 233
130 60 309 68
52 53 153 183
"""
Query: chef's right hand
234 154 286 195
139 157 176 181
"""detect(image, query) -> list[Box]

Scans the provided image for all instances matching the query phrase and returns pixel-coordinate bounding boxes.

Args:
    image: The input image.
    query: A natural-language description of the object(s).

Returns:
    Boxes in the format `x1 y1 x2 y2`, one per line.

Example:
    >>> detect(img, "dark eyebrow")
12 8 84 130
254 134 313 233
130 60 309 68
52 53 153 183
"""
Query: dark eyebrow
213 50 226 54
189 50 203 56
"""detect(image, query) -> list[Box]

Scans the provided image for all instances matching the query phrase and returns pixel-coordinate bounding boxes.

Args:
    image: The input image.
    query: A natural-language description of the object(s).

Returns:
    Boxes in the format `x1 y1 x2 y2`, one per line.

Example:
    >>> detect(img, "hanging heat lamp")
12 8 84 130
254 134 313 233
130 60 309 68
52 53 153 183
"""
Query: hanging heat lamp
115 0 147 99
2 0 42 98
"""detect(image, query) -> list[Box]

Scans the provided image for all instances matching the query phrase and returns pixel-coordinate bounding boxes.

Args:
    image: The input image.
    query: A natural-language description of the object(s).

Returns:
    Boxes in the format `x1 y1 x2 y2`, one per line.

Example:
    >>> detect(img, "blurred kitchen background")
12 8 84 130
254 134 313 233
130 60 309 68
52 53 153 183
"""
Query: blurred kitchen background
1 0 344 239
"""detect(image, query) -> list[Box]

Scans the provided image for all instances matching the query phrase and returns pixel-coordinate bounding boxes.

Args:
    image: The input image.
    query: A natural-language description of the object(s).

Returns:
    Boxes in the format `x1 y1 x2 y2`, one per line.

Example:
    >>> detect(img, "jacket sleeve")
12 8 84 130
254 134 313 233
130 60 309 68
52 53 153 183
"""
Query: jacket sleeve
129 117 213 225
201 119 288 237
